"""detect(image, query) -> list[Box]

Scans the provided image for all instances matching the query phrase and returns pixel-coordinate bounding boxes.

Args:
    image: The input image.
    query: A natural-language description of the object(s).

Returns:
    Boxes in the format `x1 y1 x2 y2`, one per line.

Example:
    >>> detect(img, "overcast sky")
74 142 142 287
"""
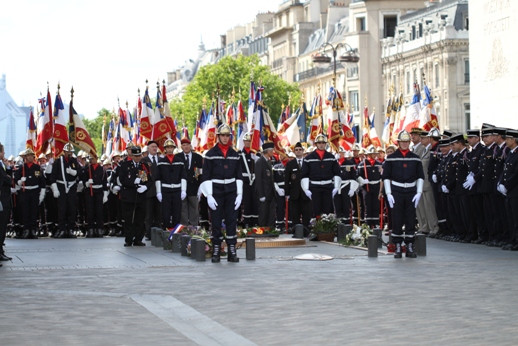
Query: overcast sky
0 0 282 118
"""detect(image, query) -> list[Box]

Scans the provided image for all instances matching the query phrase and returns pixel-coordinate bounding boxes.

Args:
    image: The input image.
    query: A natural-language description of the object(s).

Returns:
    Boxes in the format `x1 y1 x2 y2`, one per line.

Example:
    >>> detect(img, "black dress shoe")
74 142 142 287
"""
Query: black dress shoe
510 244 518 251
502 244 513 250
133 241 146 246
124 242 132 247
0 253 12 261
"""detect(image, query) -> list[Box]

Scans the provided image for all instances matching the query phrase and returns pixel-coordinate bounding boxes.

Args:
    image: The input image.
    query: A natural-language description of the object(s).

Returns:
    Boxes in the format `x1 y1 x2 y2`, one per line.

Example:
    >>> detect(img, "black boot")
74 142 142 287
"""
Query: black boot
394 243 402 258
30 229 39 239
22 230 30 239
227 244 239 263
406 243 417 258
97 229 103 238
86 229 93 238
67 230 77 238
57 230 67 238
212 244 221 263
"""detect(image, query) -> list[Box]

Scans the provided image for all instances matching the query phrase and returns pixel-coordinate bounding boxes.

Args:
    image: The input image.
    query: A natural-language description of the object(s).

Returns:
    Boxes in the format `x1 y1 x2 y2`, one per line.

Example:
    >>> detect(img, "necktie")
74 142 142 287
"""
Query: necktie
298 160 301 170
152 156 157 166
186 154 190 169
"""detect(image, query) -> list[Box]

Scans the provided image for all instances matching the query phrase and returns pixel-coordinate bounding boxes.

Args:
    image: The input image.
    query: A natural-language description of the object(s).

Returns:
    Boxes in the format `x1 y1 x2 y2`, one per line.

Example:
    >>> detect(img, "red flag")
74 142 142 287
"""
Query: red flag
69 92 96 157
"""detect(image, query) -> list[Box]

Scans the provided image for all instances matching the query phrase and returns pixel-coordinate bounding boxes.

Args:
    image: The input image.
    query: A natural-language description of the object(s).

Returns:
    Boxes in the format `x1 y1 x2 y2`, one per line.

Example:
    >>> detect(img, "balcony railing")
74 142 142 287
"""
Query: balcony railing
272 58 284 69
293 63 345 82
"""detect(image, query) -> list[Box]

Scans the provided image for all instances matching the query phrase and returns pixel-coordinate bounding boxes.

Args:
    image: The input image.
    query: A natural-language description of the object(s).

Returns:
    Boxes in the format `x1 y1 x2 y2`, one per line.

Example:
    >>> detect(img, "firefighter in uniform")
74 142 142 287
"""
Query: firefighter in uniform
334 146 358 225
498 129 518 250
273 152 288 231
382 130 424 258
102 157 113 235
82 154 109 238
155 139 187 230
255 142 276 230
51 143 80 238
14 148 46 239
108 151 123 236
350 143 364 223
238 133 258 227
357 146 382 228
285 142 312 234
301 134 341 217
119 146 153 246
200 124 243 263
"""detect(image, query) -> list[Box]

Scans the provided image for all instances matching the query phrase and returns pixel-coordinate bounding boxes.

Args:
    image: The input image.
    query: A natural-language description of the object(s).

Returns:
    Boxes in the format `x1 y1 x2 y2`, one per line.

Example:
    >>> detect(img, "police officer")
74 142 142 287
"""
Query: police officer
497 129 518 250
238 133 258 227
357 146 382 228
301 134 341 217
82 154 109 238
255 142 276 230
200 124 243 263
285 142 312 234
118 146 152 246
155 139 187 230
382 130 424 258
15 148 46 239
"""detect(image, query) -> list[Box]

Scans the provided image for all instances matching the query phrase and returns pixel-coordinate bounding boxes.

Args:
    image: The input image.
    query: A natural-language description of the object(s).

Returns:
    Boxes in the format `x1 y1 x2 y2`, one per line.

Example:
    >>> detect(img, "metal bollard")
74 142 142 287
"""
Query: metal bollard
373 228 382 249
293 224 304 239
151 228 157 246
162 231 172 250
190 238 197 259
415 234 427 256
171 233 182 253
344 224 353 234
368 235 378 257
195 239 206 261
246 238 255 260
180 235 191 256
337 223 348 242
155 230 164 248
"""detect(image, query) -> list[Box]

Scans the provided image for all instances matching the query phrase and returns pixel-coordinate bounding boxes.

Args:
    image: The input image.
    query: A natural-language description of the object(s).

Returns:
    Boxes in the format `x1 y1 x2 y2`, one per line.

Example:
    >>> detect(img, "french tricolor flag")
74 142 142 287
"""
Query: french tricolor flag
168 224 185 241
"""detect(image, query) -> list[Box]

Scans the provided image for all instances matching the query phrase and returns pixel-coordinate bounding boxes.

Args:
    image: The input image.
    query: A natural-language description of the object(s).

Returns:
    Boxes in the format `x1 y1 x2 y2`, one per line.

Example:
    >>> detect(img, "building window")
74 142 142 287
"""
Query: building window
411 26 416 40
418 23 423 38
406 71 410 94
349 91 359 112
434 64 441 88
464 16 469 30
464 103 471 129
383 15 397 38
347 65 358 79
356 17 366 32
464 59 470 84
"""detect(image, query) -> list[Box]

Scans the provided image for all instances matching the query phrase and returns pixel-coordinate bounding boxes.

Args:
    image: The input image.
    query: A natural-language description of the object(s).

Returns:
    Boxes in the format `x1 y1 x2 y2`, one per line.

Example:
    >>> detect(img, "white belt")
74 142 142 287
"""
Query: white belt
23 185 40 190
162 183 181 189
242 173 255 178
57 180 76 187
310 180 332 185
92 185 103 189
213 178 236 184
392 181 416 188
367 180 381 184
277 182 285 186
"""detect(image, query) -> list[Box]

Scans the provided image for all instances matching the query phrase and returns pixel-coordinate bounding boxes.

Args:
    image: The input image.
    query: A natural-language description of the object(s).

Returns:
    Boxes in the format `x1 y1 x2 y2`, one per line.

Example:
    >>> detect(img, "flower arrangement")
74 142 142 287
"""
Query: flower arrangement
237 227 280 238
310 214 339 234
340 224 373 247
175 225 227 257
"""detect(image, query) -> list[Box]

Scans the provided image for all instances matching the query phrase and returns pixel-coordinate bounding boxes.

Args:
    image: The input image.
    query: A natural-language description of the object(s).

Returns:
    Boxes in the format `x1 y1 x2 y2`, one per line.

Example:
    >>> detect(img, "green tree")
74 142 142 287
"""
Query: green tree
170 54 301 134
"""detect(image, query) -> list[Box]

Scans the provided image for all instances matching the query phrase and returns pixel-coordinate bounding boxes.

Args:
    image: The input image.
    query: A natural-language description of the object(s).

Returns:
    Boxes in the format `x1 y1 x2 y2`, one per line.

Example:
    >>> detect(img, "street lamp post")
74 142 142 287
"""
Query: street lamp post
312 42 360 87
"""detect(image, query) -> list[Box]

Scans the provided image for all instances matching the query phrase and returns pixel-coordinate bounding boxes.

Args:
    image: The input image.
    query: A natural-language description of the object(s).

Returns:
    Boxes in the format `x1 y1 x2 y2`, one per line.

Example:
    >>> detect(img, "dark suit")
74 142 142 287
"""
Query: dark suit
255 155 275 229
179 151 203 225
142 154 161 237
285 158 311 232
499 148 518 244
0 162 12 254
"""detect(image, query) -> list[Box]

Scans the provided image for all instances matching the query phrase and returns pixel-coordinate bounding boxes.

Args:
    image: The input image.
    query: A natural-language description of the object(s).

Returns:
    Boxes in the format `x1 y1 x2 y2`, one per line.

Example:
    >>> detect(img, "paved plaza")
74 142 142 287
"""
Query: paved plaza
1 235 518 345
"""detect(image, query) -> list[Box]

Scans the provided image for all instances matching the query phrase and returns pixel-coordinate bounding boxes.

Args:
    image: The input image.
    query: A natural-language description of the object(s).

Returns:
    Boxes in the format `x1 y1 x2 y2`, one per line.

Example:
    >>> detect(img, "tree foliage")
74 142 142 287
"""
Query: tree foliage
170 54 301 133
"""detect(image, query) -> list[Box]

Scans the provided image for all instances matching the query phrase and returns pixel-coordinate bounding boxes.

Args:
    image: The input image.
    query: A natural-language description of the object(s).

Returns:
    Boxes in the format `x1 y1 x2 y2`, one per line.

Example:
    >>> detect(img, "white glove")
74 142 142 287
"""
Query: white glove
234 194 242 210
39 189 45 205
21 177 27 182
103 191 109 204
134 177 141 185
348 189 355 197
304 190 312 200
181 191 187 200
10 188 16 194
412 193 421 208
156 192 163 202
386 193 395 208
498 184 507 196
276 188 285 197
77 181 84 192
362 179 369 185
17 180 22 187
441 185 449 193
332 188 338 197
51 183 60 198
286 195 290 200
66 167 77 176
207 195 218 210
259 197 266 202
463 175 475 190
137 185 147 193
432 174 437 183
112 185 120 194
197 188 202 201
85 179 93 188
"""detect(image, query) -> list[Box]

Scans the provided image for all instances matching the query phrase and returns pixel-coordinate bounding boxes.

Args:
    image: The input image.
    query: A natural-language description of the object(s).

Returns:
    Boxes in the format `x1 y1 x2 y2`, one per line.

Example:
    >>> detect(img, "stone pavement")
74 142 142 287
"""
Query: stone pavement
1 235 518 345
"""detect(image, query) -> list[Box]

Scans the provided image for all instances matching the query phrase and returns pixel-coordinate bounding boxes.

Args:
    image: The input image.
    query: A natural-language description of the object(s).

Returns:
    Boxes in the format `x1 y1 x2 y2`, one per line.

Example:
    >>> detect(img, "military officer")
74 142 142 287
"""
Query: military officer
255 142 276 230
357 146 383 228
382 130 424 258
82 154 109 238
14 148 46 239
238 133 258 227
334 146 358 225
493 128 510 246
118 146 153 246
497 129 518 250
200 124 243 263
155 139 187 230
285 142 312 234
417 130 439 237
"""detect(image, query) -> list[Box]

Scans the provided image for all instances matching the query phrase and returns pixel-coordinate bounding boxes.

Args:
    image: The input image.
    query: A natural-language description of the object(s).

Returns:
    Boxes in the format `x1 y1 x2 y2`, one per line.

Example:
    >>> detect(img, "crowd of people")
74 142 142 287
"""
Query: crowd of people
1 122 517 264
